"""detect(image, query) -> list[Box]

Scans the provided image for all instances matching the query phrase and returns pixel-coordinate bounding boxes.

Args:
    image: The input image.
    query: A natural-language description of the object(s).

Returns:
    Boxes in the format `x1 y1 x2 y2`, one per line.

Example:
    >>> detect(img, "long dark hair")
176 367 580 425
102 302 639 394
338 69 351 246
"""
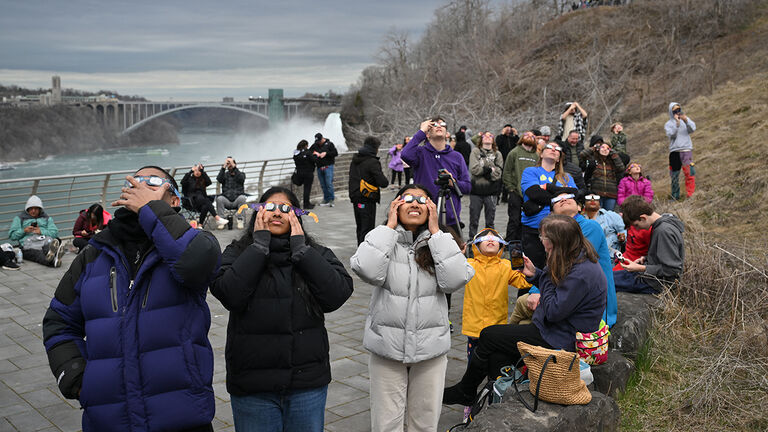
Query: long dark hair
539 214 598 285
86 203 105 228
234 186 320 249
387 184 441 275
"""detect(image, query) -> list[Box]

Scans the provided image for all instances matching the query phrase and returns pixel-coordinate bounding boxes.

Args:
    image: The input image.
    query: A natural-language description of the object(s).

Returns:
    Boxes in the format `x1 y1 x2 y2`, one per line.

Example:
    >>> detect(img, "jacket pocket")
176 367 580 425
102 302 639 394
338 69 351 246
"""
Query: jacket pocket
141 279 152 308
109 267 118 313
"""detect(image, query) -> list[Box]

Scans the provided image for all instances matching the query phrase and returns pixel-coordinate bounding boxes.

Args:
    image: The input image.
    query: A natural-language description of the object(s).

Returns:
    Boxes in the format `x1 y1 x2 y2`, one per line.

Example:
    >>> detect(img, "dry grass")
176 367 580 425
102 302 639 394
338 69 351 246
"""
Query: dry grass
618 71 768 430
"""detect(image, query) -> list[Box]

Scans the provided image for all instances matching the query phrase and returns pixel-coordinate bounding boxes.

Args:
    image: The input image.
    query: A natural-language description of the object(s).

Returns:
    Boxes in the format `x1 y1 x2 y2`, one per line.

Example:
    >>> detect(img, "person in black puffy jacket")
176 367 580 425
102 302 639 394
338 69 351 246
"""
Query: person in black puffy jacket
210 186 353 432
348 136 389 245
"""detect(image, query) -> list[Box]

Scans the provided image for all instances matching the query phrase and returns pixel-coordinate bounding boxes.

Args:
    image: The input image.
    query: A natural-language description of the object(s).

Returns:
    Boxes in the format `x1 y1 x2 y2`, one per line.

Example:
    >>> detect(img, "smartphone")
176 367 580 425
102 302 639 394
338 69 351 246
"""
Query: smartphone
509 240 524 270
30 222 38 227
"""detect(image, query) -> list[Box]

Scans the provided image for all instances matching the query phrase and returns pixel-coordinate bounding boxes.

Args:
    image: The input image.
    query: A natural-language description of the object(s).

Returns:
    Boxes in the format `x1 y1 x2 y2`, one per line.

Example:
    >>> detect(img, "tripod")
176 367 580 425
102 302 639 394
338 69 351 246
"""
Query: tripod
435 182 462 233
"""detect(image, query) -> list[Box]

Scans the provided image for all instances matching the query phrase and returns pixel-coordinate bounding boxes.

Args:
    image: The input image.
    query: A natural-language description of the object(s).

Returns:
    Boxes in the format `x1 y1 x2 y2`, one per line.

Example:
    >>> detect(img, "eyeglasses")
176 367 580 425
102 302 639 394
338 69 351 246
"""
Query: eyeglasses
538 235 550 243
249 202 319 223
125 175 181 199
585 194 601 201
431 121 447 128
482 133 494 138
550 194 575 205
544 143 562 152
401 194 427 204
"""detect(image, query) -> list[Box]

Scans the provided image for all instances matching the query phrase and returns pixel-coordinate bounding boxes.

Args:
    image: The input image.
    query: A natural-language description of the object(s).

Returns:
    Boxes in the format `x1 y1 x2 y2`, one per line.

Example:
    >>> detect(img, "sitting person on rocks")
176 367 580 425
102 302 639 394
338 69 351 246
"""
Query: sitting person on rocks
614 223 652 271
614 195 685 294
443 214 606 407
582 193 626 253
8 195 65 267
511 189 617 328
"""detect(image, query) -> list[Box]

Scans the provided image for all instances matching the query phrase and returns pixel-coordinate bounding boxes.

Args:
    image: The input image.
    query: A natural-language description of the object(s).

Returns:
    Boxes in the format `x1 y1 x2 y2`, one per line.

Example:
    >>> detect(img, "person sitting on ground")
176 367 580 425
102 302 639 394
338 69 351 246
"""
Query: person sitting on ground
8 195 64 267
511 190 617 328
467 132 503 240
72 204 111 252
614 195 685 294
443 214 606 407
216 156 247 225
580 136 625 211
351 184 474 432
617 162 654 205
181 163 228 229
349 136 390 245
582 193 626 253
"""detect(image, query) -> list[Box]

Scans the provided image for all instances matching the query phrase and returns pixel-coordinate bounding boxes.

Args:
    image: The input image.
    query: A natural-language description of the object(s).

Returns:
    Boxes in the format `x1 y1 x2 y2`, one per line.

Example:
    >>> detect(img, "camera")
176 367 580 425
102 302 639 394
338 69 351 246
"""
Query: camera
435 169 452 186
613 251 629 265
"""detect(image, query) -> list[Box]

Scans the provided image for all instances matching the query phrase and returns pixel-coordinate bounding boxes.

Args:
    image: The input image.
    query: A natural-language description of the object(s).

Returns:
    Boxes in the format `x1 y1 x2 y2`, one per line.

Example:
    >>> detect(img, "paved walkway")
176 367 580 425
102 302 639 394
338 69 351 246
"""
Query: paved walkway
0 189 514 431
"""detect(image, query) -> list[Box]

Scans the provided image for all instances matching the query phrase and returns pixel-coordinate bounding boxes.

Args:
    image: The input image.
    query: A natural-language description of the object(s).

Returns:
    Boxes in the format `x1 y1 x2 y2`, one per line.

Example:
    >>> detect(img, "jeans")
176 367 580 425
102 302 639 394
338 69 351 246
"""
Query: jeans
468 194 496 240
230 386 328 432
600 197 617 211
613 270 658 294
316 165 335 203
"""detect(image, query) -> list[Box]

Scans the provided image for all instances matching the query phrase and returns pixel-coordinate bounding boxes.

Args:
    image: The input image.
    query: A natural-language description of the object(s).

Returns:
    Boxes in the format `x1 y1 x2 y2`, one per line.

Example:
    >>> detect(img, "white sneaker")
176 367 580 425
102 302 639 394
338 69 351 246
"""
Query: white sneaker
46 239 61 262
216 218 228 229
53 241 66 268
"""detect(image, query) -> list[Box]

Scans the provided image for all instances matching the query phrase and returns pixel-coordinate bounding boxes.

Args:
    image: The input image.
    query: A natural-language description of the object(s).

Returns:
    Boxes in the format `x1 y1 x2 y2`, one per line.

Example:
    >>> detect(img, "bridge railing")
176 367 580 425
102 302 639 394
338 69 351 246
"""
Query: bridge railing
0 150 388 244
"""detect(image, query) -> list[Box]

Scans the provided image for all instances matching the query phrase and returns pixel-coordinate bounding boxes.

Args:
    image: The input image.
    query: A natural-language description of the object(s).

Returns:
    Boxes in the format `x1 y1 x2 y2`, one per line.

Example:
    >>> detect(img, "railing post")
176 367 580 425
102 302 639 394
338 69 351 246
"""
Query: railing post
102 174 111 207
258 161 268 198
32 179 40 195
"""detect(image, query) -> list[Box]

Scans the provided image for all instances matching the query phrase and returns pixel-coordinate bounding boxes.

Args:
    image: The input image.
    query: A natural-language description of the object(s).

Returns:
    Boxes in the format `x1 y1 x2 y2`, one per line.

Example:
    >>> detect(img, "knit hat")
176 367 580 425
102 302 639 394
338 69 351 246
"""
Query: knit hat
25 195 43 211
589 135 605 147
540 126 551 136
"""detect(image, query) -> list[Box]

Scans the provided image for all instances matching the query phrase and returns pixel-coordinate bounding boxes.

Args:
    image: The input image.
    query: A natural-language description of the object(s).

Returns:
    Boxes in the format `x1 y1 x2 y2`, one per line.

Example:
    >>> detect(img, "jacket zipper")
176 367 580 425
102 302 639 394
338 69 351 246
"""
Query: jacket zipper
109 267 118 312
141 279 152 308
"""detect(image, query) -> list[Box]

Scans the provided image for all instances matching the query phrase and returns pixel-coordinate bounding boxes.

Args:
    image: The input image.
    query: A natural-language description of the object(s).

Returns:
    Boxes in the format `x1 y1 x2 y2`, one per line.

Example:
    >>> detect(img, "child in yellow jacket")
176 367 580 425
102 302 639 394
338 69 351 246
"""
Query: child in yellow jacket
463 228 531 359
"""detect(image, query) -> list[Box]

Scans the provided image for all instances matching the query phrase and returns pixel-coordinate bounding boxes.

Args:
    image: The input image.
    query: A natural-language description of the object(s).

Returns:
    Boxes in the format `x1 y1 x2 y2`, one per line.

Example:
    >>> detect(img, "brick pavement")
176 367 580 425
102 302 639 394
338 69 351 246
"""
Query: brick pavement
0 189 514 431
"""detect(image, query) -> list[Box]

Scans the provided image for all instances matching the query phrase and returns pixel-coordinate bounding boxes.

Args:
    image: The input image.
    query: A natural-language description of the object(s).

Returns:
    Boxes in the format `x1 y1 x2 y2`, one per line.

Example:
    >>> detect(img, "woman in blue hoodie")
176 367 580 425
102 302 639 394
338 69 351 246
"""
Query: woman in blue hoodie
443 214 606 406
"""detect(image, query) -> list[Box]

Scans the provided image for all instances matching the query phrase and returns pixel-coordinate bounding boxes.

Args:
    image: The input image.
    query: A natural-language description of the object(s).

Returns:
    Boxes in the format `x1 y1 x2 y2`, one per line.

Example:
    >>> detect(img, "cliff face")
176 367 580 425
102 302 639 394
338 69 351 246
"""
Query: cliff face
0 105 178 161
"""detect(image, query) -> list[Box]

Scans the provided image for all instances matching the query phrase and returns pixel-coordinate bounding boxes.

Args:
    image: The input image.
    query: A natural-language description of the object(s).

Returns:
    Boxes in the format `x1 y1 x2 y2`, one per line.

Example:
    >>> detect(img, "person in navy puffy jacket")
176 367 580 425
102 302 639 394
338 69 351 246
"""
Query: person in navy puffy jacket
42 165 221 432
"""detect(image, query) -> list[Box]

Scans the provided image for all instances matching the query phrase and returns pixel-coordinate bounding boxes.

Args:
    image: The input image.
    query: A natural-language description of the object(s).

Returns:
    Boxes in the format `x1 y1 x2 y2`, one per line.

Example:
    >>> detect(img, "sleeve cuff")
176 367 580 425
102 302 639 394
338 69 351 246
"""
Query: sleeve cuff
290 235 310 260
252 230 271 255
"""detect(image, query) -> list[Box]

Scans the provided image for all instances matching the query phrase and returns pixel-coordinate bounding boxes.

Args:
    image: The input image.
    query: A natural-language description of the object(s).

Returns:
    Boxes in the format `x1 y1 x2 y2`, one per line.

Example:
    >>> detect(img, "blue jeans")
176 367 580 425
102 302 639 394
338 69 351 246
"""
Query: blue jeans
230 386 328 432
601 197 617 211
316 165 335 203
613 270 657 294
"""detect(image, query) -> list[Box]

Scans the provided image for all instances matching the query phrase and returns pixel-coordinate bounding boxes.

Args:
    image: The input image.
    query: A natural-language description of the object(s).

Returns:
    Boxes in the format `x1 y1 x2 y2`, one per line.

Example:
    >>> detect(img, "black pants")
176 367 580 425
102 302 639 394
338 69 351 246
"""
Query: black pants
505 193 523 243
299 172 314 207
475 323 552 380
390 170 403 187
522 224 546 269
73 237 90 252
189 194 217 224
22 247 52 267
404 167 412 185
353 202 377 245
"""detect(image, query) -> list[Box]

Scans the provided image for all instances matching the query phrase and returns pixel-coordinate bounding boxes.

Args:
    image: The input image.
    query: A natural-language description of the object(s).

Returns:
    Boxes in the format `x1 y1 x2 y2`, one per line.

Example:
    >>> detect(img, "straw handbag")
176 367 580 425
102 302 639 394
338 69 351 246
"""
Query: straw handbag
513 342 592 412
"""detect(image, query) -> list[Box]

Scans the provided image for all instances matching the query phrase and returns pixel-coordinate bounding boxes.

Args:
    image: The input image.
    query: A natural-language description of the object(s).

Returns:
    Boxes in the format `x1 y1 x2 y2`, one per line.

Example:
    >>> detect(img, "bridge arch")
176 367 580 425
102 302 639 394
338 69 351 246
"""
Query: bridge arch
122 104 269 135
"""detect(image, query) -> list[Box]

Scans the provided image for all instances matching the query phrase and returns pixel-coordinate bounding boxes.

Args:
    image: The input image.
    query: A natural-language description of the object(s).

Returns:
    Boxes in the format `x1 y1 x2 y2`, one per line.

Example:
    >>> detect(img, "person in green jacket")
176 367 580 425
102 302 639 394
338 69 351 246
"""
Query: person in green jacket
8 195 64 267
502 132 539 243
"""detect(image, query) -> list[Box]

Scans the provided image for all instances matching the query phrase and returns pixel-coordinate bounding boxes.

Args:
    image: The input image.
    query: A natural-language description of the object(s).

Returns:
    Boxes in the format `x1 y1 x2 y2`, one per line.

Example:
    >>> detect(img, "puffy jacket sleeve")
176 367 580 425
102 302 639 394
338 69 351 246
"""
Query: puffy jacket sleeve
40 217 59 239
72 213 87 237
8 216 23 241
210 231 270 312
350 225 398 287
428 230 474 293
216 168 226 184
42 245 100 400
642 179 655 203
291 235 353 312
138 200 221 293
617 177 630 205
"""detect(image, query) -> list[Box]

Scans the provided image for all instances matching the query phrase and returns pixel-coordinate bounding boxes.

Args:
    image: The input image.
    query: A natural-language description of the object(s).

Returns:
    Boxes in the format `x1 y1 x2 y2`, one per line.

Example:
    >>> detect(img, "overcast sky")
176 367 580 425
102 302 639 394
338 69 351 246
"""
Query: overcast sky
0 0 480 101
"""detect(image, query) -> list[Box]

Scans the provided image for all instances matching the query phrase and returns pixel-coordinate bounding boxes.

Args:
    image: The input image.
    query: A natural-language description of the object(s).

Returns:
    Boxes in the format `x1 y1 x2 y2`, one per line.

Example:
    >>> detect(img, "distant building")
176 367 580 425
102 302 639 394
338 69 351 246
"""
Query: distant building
52 76 62 104
222 97 234 102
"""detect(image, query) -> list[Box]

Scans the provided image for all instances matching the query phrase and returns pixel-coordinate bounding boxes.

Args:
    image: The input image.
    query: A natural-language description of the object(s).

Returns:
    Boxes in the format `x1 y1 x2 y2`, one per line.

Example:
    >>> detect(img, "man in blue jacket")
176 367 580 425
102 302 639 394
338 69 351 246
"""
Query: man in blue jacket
401 117 471 237
42 165 221 432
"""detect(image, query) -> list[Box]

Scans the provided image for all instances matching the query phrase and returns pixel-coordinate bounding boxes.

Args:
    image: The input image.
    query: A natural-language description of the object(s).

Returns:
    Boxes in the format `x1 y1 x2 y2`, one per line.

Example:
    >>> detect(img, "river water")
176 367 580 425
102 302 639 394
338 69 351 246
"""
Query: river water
0 113 348 180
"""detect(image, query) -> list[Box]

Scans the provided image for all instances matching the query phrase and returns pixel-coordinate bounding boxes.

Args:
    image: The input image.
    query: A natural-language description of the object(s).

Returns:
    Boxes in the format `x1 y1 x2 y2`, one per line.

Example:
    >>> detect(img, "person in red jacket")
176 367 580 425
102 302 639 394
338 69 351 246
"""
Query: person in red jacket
72 204 111 252
617 163 654 205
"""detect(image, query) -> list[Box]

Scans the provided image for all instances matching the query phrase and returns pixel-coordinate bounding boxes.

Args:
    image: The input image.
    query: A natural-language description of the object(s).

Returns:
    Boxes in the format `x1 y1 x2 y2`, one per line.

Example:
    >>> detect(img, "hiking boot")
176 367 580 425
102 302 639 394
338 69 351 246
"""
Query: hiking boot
46 239 61 262
2 261 20 271
53 241 66 268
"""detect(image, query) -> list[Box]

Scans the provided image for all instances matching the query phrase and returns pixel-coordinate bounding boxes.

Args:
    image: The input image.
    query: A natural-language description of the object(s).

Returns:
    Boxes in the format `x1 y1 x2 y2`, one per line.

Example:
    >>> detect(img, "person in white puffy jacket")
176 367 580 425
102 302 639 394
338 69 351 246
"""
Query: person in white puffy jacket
351 184 475 432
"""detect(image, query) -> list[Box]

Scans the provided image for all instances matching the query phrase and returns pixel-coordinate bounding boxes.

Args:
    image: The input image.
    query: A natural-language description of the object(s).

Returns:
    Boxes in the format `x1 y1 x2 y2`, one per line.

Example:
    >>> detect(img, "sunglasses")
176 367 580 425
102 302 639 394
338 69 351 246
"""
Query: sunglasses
125 175 181 199
585 194 601 201
551 194 575 205
544 143 562 152
401 194 427 204
431 121 447 128
483 132 494 138
247 202 319 223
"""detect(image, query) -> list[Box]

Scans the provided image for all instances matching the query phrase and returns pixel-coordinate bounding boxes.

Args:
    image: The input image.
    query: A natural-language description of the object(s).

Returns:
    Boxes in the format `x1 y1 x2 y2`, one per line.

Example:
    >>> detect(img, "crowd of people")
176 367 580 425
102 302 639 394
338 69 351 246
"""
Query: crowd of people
0 101 692 431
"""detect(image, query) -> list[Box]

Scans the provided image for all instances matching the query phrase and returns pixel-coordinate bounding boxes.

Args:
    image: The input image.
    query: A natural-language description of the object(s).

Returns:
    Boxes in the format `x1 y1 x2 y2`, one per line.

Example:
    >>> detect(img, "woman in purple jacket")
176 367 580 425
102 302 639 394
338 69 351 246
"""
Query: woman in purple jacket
617 162 654 205
443 214 606 406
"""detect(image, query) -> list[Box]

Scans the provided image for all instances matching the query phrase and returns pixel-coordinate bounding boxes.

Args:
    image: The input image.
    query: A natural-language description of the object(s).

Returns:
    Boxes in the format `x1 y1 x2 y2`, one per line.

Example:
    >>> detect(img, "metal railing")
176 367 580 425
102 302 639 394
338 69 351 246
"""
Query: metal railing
0 150 388 243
